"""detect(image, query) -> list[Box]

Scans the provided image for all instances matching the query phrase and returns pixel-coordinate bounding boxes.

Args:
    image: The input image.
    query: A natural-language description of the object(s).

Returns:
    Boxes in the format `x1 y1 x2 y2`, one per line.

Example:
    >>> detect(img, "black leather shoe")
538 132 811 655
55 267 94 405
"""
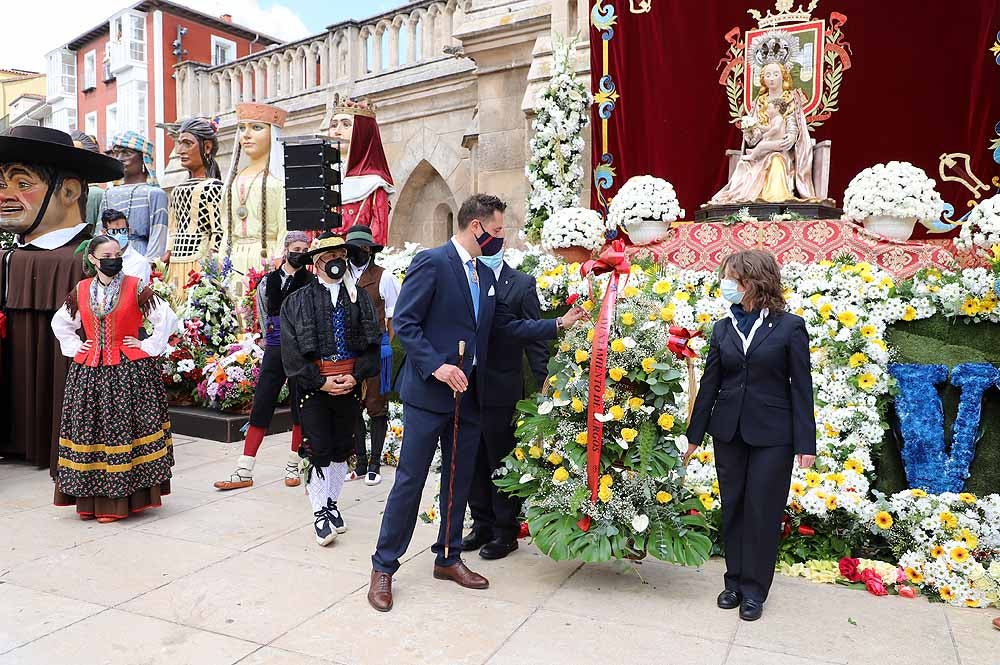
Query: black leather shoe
739 598 764 621
461 529 493 552
717 589 741 609
479 538 518 560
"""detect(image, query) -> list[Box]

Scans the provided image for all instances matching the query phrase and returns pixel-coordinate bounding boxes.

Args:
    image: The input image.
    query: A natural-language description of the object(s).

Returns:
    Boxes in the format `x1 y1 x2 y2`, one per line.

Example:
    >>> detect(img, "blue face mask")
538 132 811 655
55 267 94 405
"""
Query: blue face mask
478 250 504 271
720 278 744 304
107 228 129 250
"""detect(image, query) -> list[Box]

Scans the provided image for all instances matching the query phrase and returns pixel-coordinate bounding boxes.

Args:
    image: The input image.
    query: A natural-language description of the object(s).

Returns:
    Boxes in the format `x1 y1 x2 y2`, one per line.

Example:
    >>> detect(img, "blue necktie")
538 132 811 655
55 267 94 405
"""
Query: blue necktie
466 259 480 323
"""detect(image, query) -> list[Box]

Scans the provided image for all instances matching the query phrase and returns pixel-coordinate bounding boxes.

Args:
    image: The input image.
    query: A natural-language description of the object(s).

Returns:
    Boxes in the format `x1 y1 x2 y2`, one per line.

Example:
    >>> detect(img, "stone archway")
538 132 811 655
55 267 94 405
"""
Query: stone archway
389 160 457 247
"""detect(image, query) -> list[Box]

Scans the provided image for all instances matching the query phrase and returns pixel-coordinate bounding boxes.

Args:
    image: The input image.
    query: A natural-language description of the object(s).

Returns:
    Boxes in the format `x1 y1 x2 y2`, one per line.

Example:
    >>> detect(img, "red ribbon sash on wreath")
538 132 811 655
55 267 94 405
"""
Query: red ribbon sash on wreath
667 326 701 359
577 240 631 532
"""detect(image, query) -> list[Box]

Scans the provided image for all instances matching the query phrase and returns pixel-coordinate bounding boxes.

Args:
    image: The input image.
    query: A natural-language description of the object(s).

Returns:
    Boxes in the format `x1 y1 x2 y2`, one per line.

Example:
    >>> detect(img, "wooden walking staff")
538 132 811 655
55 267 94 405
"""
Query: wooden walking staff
444 339 466 559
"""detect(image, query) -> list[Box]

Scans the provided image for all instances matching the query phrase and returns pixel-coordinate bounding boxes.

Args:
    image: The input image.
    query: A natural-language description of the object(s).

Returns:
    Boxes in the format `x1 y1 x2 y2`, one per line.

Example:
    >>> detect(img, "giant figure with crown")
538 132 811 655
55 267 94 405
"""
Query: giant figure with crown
321 95 395 246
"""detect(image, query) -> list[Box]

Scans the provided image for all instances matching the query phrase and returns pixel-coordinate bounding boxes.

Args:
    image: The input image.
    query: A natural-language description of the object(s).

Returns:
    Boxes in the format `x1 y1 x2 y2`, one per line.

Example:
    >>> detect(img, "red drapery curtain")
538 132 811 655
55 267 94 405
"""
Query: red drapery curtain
591 0 1000 239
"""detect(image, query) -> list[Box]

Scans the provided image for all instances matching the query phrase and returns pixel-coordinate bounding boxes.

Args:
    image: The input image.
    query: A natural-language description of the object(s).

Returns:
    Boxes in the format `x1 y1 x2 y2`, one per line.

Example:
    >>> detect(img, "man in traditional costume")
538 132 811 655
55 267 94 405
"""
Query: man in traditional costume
280 231 381 546
100 131 169 262
321 96 394 246
0 126 123 472
223 103 287 293
345 224 400 486
164 117 224 295
214 231 315 491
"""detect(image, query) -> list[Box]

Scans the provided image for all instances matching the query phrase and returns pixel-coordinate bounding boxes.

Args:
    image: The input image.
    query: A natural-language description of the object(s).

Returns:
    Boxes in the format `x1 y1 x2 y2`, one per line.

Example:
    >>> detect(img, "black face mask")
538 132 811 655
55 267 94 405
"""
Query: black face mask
349 247 370 268
324 258 347 281
97 257 123 277
475 224 504 257
287 252 310 270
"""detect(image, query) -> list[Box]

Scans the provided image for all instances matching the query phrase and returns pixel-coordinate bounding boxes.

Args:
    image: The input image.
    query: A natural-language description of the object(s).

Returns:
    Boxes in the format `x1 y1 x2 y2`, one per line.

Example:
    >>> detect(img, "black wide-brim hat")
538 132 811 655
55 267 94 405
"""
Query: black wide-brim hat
344 224 383 253
0 126 123 183
304 230 348 258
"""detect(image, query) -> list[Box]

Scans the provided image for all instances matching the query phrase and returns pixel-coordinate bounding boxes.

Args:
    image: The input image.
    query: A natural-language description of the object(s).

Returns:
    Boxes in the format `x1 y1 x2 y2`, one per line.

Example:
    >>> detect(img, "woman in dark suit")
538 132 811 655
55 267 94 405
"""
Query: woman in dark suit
685 249 816 622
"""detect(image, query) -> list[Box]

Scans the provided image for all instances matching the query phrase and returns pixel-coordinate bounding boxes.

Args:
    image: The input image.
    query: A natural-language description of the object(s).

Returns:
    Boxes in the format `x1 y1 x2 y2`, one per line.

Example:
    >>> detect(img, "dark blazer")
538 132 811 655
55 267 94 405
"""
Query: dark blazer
686 310 816 455
481 263 550 408
394 241 558 414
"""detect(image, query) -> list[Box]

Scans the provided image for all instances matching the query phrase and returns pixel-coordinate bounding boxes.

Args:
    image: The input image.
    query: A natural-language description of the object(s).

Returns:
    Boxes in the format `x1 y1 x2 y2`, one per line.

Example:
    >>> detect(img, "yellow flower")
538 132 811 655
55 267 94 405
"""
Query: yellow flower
528 445 543 459
513 448 525 461
605 388 616 401
611 339 626 353
951 547 969 563
825 472 846 486
711 479 720 495
902 305 917 321
552 390 561 399
857 373 876 391
837 311 858 328
961 298 979 316
656 490 673 504
699 493 715 510
598 485 613 503
587 329 595 343
641 357 657 373
930 545 945 559
620 312 636 326
623 286 639 298
571 398 585 413
659 304 675 322
553 467 569 483
904 567 924 584
939 511 958 530
600 473 613 487
558 341 571 353
844 459 863 473
819 303 833 319
575 349 589 363
657 413 675 430
965 598 981 608
825 495 838 510
696 313 712 324
575 431 588 446
939 586 956 601
849 352 868 368
547 451 564 465
652 279 671 295
805 471 821 488
610 405 625 421
581 300 594 312
871 338 887 351
959 492 977 504
910 488 927 498
537 277 551 290
790 482 805 497
860 324 876 338
628 397 644 409
621 428 639 443
959 529 979 550
697 450 714 464
874 511 894 529
608 367 626 382
823 423 840 438
879 277 894 289
674 291 691 303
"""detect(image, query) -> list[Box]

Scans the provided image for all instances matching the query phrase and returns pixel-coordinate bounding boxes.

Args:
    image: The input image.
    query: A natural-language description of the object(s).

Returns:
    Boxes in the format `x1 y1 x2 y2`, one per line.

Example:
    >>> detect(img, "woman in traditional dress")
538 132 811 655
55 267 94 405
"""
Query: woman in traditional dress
51 234 179 522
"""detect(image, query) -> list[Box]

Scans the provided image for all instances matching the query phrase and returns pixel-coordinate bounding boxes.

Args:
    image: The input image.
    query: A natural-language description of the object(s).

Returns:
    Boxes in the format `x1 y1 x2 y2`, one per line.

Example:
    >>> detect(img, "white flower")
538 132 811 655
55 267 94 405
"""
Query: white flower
541 207 607 251
842 161 944 224
632 514 650 533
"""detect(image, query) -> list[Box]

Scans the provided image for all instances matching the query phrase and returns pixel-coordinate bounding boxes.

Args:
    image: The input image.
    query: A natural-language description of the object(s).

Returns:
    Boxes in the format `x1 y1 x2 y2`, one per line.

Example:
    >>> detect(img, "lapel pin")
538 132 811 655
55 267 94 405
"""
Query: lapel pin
768 322 773 328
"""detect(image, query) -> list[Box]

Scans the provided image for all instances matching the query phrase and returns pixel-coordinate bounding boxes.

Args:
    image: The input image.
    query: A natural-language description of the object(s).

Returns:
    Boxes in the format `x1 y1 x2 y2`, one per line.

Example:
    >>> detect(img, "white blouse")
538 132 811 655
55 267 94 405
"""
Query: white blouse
51 280 180 359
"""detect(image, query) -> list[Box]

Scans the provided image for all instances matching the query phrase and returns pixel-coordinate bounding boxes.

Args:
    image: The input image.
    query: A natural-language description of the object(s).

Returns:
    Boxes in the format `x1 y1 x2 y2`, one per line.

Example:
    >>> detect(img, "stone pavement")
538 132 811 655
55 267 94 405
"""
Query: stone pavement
1 433 997 665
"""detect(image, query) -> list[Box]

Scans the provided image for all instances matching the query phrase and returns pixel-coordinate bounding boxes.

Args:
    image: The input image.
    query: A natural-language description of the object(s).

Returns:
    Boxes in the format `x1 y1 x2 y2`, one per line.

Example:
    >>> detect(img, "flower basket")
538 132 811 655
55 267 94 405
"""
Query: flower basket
862 215 917 241
623 219 673 245
843 162 943 239
553 245 594 264
541 207 609 257
167 391 195 407
608 176 685 245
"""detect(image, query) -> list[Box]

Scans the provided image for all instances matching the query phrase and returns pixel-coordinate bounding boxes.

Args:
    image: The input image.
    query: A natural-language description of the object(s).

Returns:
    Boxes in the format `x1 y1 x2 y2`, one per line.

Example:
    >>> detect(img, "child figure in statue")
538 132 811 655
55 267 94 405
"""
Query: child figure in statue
222 103 287 295
744 100 788 163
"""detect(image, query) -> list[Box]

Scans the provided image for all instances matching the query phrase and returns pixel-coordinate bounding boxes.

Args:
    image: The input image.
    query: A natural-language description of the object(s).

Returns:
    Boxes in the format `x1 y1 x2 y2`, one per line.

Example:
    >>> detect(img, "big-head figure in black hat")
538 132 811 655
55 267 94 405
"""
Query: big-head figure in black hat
0 126 123 473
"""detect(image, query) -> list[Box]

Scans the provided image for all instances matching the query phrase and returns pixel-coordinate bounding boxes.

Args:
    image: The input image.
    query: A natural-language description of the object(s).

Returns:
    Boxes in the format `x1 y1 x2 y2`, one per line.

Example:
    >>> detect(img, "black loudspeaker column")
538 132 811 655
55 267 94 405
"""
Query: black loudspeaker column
279 135 343 231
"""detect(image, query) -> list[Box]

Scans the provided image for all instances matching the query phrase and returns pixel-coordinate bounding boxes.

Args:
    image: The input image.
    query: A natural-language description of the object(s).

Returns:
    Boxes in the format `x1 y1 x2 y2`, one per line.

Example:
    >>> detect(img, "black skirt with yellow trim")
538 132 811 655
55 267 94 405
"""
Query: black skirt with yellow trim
54 356 174 515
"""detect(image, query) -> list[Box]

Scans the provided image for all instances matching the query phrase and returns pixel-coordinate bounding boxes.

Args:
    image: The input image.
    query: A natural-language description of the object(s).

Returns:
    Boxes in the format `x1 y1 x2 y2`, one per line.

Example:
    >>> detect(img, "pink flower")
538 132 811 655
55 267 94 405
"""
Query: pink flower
898 586 917 599
896 567 907 584
864 577 888 596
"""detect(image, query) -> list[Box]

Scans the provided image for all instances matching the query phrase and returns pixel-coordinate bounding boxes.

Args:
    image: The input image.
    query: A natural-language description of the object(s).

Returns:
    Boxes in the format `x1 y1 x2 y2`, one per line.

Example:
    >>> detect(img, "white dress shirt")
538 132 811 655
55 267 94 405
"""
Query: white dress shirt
349 259 401 318
20 223 87 250
451 237 478 365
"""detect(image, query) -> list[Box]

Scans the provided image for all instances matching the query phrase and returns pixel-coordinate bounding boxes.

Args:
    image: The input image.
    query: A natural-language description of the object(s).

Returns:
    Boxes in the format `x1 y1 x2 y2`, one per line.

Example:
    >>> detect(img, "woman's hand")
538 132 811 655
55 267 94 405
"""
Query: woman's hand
79 340 93 353
798 454 816 469
123 336 142 349
683 443 699 465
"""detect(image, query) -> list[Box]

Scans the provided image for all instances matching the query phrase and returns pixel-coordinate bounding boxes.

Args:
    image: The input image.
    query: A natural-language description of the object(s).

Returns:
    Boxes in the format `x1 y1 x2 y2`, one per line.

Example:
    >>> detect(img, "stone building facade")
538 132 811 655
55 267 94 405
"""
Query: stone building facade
169 0 591 247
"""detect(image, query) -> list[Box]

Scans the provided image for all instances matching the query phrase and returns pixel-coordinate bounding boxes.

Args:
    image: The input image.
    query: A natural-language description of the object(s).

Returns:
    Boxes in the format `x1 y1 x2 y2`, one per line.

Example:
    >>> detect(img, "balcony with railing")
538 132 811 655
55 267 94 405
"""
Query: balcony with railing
175 0 470 120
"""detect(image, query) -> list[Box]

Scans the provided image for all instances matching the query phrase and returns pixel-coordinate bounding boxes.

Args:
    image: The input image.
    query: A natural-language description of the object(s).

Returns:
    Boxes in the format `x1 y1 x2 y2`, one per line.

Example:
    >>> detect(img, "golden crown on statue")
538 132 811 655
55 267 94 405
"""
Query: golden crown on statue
332 93 377 119
749 0 819 28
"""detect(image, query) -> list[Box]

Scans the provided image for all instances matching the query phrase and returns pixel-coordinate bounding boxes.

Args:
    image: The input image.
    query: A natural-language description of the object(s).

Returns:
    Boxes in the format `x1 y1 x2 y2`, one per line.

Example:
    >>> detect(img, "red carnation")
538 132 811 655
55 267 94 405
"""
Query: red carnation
839 557 862 582
897 585 917 599
864 577 888 596
859 568 882 585
566 293 580 306
687 509 701 516
797 524 815 536
518 522 530 539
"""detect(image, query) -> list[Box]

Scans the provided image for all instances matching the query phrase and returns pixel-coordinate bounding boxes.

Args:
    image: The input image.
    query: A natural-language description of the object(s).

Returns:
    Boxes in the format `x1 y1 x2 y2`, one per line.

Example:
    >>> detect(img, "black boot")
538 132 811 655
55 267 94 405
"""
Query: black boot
367 416 388 485
352 412 368 478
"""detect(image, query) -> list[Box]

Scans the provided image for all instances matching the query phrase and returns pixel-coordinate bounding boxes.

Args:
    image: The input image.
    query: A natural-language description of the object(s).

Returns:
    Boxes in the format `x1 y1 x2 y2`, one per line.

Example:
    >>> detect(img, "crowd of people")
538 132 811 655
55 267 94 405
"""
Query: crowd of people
0 116 819 623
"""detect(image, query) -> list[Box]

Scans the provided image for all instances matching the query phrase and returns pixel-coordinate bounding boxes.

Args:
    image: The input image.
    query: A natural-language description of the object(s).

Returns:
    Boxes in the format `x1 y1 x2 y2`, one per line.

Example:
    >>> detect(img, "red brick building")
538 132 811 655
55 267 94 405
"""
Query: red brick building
45 0 280 175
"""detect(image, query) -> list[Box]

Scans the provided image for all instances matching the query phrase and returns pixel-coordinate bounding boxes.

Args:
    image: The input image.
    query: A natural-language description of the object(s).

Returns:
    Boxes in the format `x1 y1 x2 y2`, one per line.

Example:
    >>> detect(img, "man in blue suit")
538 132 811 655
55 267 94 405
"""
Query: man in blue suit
368 194 586 612
463 254 549 560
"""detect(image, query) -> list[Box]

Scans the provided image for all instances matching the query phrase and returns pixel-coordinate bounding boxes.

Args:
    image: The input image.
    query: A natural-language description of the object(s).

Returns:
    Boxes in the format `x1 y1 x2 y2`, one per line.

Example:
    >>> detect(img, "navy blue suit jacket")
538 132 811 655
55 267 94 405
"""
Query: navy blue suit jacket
686 310 817 455
481 263 550 409
394 242 558 414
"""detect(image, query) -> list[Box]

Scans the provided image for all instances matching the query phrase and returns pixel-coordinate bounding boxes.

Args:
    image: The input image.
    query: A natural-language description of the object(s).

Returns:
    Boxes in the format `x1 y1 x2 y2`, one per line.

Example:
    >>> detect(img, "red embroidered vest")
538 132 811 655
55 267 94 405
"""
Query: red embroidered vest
74 275 151 367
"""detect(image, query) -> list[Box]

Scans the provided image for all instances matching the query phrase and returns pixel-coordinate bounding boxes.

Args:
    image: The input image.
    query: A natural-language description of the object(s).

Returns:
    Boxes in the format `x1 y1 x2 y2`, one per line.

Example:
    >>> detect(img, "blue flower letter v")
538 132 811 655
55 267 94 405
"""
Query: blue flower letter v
889 363 1000 493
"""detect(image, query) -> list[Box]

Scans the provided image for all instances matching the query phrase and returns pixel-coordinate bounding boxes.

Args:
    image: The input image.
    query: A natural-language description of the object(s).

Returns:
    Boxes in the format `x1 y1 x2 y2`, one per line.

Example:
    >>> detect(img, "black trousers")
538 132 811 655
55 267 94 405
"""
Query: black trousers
249 346 300 428
714 432 795 603
468 405 521 541
298 387 361 468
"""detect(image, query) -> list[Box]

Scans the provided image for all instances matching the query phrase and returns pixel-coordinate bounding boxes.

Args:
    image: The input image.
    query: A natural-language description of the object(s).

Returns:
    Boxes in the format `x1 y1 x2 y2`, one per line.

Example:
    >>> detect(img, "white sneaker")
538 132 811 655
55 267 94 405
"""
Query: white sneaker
365 472 382 486
346 470 362 482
